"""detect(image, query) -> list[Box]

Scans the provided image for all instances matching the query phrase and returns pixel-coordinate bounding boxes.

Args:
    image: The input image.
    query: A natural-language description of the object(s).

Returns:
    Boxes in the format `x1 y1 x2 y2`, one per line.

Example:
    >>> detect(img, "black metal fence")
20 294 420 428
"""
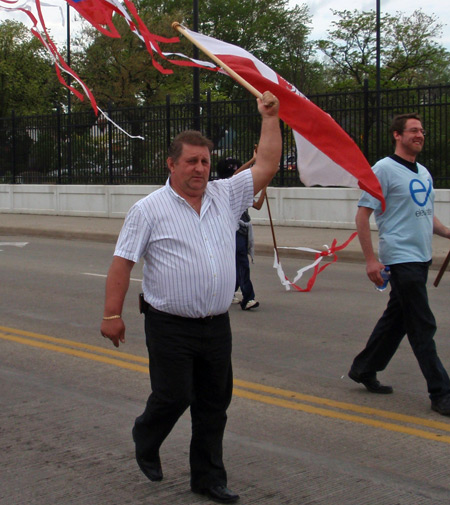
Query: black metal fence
0 84 449 188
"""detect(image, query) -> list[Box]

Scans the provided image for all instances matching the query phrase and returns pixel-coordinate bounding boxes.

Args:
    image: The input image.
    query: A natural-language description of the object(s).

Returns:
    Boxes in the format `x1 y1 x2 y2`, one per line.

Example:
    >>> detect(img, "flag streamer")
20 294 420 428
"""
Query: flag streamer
273 233 358 292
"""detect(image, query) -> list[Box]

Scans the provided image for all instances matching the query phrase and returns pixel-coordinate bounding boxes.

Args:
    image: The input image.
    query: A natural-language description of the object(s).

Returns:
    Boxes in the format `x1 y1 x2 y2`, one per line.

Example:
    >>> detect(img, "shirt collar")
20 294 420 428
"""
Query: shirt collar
165 176 211 211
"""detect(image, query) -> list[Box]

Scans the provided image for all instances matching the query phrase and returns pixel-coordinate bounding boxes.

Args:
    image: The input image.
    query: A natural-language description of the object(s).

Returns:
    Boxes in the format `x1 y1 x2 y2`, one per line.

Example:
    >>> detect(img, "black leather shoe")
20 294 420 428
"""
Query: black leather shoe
135 453 163 481
192 484 240 503
132 426 163 481
431 394 450 416
348 369 393 394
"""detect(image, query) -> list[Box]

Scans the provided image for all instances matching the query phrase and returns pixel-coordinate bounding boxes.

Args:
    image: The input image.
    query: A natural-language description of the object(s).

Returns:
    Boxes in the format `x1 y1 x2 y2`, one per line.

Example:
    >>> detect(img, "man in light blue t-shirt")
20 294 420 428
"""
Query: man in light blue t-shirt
348 113 450 417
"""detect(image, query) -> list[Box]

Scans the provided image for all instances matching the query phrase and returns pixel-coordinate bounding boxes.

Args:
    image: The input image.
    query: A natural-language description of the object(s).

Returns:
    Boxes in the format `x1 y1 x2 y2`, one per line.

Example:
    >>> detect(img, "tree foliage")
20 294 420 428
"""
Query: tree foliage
317 9 450 90
0 20 64 117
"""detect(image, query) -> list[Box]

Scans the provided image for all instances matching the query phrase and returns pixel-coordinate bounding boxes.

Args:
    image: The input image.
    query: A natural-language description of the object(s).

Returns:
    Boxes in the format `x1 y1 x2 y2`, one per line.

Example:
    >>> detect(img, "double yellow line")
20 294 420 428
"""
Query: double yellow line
1 325 450 444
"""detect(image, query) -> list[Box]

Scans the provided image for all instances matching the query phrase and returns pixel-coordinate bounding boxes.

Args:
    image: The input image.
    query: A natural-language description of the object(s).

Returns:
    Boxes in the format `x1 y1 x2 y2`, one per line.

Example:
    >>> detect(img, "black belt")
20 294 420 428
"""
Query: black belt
139 293 226 322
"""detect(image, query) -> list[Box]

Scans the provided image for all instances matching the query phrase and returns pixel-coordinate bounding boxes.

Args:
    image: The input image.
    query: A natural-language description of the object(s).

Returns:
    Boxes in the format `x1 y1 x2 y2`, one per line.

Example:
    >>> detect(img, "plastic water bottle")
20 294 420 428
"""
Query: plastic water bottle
375 266 391 292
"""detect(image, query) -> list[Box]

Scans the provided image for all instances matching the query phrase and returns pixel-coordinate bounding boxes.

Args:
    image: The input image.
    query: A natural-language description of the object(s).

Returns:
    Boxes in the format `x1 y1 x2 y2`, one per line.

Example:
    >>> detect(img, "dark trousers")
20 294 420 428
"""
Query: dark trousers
235 231 255 307
133 309 233 489
351 262 450 400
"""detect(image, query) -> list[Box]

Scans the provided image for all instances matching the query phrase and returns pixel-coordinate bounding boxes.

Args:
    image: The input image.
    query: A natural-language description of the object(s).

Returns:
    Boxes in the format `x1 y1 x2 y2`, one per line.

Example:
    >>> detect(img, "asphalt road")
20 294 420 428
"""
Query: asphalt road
1 236 450 505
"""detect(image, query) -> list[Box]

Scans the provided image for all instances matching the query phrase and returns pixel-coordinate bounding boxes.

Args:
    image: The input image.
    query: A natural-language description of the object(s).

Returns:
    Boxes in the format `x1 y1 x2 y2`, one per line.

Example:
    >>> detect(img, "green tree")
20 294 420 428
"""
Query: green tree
317 9 450 90
0 19 65 117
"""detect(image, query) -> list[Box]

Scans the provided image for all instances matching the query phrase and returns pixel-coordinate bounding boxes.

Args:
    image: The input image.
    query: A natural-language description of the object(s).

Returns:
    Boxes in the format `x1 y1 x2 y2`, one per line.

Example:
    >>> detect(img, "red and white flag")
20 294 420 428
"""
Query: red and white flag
174 27 385 209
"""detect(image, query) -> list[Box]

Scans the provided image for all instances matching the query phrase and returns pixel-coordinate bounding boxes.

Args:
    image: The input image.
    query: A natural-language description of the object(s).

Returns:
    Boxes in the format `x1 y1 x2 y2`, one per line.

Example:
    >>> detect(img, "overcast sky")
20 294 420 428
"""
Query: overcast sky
294 0 450 50
1 0 449 50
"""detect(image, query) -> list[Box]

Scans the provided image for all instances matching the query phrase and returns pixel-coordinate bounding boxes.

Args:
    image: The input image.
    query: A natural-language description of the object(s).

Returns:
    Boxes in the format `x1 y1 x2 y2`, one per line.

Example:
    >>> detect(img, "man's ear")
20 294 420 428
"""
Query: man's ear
167 157 174 173
393 130 401 142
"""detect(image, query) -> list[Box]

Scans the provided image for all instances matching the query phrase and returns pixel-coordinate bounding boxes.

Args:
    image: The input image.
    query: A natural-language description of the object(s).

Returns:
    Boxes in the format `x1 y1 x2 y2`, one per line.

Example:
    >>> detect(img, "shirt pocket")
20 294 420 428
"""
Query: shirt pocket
205 211 235 247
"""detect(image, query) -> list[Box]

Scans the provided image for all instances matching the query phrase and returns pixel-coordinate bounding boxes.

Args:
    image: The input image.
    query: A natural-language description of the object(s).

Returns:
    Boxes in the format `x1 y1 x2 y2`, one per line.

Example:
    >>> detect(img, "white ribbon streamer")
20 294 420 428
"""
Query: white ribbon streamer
273 245 331 291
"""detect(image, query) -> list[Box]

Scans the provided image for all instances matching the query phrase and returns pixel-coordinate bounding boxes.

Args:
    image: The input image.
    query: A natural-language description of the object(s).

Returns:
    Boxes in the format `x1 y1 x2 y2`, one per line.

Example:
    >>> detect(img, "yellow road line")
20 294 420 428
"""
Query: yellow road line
0 325 148 363
233 388 450 444
1 326 450 443
0 332 148 373
234 378 450 432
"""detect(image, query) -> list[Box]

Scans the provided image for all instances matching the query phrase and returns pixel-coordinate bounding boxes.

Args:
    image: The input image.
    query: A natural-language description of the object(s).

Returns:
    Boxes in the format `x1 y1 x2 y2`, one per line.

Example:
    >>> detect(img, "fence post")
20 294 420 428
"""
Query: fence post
363 78 369 160
206 91 212 140
57 107 62 184
166 95 171 149
108 103 113 184
279 120 286 187
11 110 17 184
67 104 72 183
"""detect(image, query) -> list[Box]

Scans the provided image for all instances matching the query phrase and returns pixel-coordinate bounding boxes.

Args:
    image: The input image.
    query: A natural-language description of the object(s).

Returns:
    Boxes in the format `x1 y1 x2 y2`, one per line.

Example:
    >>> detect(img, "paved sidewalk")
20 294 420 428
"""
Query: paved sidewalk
1 213 449 268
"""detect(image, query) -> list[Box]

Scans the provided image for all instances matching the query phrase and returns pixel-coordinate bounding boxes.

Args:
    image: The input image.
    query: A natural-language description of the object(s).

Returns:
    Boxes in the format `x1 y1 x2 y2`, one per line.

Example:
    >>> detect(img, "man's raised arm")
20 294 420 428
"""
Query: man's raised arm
250 91 282 195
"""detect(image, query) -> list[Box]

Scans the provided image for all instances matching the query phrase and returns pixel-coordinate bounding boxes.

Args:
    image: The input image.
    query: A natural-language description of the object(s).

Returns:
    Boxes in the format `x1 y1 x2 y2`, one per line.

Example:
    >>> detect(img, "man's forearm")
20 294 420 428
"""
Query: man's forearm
433 216 450 239
355 207 378 263
103 256 134 317
250 92 282 194
251 116 281 194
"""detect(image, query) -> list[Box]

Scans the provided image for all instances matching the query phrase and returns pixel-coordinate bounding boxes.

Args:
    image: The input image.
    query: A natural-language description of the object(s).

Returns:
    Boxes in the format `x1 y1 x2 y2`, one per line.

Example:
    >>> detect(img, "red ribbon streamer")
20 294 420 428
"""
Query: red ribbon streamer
283 232 358 292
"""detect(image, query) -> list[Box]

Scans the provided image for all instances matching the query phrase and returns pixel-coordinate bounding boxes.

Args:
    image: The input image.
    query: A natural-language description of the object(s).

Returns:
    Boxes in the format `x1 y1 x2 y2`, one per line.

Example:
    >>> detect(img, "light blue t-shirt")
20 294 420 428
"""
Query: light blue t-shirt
358 156 434 265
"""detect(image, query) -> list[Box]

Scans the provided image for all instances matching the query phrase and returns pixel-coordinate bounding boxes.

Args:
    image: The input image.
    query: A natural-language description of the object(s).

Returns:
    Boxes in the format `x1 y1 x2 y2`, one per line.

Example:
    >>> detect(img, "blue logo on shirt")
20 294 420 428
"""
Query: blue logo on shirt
410 179 432 207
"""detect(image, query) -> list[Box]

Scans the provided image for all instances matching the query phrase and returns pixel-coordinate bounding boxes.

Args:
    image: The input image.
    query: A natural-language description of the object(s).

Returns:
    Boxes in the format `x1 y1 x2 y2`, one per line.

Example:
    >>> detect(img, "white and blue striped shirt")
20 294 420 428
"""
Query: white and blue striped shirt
114 169 254 317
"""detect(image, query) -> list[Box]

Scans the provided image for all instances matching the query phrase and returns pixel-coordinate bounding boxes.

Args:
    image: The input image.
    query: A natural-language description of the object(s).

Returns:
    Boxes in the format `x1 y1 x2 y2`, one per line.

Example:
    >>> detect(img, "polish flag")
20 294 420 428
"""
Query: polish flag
175 27 385 209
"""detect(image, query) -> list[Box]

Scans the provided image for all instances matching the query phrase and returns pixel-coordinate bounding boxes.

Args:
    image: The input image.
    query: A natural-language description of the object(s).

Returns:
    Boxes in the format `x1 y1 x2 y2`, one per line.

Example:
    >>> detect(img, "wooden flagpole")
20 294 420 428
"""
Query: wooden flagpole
172 22 263 100
433 250 450 287
264 193 280 264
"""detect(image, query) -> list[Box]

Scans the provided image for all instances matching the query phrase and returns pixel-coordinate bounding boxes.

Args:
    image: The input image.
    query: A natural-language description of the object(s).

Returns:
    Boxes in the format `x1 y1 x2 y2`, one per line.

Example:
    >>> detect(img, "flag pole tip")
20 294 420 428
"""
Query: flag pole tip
172 22 182 30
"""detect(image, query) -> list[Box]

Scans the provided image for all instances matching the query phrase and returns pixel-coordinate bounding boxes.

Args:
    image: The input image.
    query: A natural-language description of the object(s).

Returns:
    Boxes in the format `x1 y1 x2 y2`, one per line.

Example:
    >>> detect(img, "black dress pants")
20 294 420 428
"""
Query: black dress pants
351 262 450 400
133 309 233 489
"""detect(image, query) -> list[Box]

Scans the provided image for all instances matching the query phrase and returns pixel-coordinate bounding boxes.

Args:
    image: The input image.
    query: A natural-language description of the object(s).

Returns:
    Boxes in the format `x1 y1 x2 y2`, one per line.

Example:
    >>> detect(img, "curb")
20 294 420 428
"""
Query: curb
0 227 118 244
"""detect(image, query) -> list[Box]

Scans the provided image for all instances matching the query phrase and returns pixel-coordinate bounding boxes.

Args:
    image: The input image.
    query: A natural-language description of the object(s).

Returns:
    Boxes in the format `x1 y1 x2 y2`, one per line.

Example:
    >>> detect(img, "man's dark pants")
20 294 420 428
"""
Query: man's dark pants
235 231 255 307
351 262 450 400
133 309 233 489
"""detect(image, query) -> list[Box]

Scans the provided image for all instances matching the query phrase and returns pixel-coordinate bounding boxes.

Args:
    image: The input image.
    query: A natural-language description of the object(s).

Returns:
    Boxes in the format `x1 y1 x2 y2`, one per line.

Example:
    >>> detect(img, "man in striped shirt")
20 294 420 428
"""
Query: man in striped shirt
100 91 281 503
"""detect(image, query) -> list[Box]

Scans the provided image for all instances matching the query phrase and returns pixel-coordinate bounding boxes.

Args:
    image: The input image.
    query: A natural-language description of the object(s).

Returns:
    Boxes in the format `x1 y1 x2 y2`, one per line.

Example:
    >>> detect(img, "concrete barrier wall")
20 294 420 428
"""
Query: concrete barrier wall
1 184 449 229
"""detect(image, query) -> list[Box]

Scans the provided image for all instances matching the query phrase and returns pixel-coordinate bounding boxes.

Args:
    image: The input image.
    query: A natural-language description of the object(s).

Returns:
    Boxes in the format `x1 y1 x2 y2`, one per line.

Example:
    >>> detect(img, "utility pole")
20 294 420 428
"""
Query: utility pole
376 0 381 159
67 3 72 181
